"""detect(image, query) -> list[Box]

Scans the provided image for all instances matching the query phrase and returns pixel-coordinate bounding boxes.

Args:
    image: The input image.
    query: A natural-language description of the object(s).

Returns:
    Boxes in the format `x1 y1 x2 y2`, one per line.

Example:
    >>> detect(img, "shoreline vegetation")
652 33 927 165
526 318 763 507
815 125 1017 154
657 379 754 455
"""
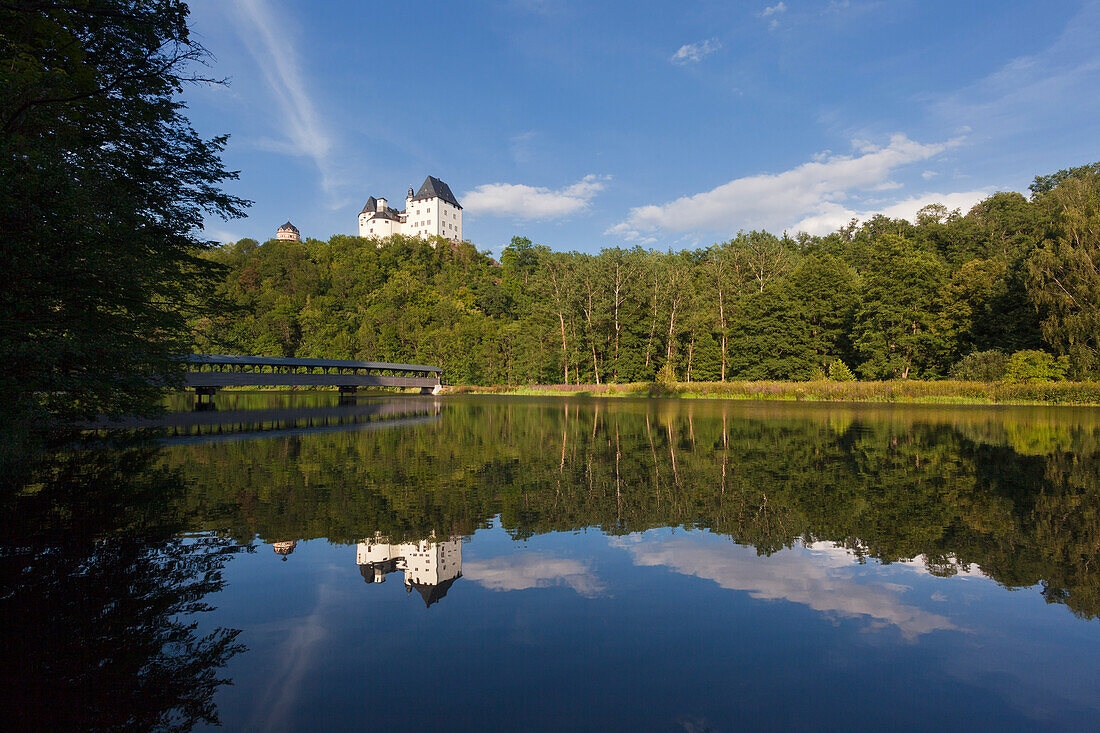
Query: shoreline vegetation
188 382 1100 406
442 380 1100 405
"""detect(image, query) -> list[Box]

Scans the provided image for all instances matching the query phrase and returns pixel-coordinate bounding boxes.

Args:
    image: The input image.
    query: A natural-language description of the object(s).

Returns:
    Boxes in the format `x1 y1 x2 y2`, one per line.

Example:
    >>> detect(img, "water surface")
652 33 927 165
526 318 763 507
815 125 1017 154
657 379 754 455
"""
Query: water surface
4 394 1100 731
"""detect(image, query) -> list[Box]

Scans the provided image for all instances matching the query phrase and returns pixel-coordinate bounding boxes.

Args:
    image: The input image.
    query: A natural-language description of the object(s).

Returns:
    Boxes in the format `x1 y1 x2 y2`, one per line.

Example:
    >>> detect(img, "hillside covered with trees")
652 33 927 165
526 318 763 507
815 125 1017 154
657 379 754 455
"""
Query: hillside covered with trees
193 163 1100 386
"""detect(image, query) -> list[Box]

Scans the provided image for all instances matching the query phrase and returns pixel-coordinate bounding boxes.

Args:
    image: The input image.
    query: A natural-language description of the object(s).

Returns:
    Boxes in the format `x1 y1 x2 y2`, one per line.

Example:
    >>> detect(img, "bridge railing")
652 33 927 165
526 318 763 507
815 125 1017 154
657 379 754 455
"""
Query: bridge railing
180 354 442 376
177 354 444 399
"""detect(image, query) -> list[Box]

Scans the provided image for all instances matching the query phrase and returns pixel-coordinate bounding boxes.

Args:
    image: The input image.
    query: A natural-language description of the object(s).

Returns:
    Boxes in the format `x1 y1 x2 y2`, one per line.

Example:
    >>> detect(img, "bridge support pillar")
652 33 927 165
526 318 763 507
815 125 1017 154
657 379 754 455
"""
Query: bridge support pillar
420 383 443 395
338 385 358 405
193 386 219 412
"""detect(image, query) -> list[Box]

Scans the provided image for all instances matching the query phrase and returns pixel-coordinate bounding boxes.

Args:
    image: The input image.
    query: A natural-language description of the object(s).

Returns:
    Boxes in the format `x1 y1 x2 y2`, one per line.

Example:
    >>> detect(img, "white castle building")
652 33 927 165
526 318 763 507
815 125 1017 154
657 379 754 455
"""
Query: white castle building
358 175 463 242
356 533 462 607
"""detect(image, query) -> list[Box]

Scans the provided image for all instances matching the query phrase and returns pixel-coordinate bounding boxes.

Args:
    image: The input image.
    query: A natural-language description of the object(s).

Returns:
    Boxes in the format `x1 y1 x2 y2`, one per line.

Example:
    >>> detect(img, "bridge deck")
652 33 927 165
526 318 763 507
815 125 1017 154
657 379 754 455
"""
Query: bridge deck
181 354 441 374
180 354 443 392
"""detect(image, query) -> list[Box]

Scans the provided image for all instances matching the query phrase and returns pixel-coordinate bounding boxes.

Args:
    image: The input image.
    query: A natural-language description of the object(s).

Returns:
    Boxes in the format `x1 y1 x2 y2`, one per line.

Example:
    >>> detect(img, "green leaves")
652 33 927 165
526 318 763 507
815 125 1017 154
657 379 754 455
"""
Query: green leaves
1003 350 1069 384
852 234 952 379
1 1 248 435
196 163 1100 388
1027 172 1100 378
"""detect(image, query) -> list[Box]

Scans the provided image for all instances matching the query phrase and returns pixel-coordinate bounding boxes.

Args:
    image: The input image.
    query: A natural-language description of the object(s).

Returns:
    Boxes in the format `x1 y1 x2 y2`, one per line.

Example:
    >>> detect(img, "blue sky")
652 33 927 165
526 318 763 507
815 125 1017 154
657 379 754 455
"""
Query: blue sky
184 0 1100 254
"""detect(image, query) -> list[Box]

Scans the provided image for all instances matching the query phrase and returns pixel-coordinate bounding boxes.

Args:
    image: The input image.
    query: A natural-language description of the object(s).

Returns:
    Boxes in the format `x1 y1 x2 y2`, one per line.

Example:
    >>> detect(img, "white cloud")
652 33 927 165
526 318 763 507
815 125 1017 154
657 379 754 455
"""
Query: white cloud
671 39 721 65
790 189 989 235
231 0 339 199
922 169 939 180
464 174 609 219
760 1 787 28
608 134 969 240
204 227 243 245
464 554 605 597
616 535 957 639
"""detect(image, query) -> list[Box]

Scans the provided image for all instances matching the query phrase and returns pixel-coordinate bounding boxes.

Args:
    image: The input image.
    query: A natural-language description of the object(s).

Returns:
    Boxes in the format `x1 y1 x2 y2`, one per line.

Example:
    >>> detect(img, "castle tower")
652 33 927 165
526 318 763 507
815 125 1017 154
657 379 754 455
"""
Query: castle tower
358 176 462 243
276 221 300 242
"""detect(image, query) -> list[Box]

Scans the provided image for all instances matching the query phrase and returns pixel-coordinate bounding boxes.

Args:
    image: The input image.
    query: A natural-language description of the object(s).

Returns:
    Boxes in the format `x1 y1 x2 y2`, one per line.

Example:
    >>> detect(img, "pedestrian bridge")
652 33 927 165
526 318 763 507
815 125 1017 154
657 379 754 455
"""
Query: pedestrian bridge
181 354 443 399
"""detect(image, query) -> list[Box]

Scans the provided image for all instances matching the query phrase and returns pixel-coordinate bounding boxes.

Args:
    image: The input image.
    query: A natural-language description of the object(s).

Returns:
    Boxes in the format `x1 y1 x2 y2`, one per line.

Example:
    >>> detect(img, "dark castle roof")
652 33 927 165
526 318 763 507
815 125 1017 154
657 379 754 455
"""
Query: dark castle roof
360 195 406 222
359 558 399 583
411 176 462 209
278 221 299 233
411 574 460 608
373 209 403 222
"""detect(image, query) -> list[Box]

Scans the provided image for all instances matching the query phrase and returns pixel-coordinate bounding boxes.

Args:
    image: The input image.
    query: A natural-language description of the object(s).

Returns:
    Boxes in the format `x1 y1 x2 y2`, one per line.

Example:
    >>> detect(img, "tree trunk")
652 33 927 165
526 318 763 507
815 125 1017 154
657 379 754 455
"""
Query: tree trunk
644 274 660 369
686 333 695 383
665 291 681 367
718 288 727 381
558 311 568 384
613 265 622 381
583 277 600 385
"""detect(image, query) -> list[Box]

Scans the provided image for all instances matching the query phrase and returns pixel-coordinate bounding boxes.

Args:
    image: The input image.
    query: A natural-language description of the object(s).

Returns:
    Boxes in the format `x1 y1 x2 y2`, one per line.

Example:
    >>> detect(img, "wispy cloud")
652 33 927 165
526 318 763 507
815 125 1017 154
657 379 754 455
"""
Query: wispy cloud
464 554 605 597
616 535 957 639
510 131 538 164
464 174 609 219
230 0 340 202
760 1 787 29
608 134 968 239
670 39 721 65
931 1 1100 138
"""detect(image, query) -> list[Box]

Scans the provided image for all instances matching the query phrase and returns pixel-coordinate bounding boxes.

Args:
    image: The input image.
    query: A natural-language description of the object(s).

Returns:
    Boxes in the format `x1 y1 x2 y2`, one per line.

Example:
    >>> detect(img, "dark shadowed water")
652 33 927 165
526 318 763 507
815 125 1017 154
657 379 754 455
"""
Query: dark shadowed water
4 393 1100 731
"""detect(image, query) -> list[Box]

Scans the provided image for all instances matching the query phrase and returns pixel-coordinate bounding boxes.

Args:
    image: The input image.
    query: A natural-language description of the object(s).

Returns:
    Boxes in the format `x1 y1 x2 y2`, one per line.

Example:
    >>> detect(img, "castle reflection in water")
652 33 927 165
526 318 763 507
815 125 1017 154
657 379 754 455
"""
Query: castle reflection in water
268 534 463 607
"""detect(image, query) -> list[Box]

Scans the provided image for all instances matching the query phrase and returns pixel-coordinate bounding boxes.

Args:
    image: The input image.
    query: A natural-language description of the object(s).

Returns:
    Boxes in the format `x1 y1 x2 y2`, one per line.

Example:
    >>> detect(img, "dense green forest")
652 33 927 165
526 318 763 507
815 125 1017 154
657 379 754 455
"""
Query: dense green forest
2 2 245 432
194 163 1100 386
162 398 1100 619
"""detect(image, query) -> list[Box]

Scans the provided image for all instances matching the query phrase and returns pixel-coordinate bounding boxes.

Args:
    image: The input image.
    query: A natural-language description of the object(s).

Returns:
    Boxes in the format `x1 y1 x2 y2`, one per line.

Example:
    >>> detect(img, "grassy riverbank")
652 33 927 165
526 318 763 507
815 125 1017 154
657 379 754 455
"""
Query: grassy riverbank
443 380 1100 405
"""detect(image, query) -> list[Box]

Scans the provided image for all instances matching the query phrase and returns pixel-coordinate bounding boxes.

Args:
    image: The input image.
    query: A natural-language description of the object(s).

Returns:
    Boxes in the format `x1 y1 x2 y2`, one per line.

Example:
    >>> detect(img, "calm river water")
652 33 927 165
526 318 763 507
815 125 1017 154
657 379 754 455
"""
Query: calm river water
4 393 1100 731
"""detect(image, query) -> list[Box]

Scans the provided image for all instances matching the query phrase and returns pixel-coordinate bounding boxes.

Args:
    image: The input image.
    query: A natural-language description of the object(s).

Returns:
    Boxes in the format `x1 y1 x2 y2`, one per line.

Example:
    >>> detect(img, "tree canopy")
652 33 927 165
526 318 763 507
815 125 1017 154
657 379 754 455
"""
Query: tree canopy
0 0 247 447
194 162 1100 386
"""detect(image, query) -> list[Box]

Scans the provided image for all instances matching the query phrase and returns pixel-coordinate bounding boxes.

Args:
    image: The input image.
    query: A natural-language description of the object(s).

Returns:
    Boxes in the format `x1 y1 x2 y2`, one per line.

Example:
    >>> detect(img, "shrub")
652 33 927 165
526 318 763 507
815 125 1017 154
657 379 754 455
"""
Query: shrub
950 350 1008 381
828 360 856 382
655 363 676 386
1003 350 1069 383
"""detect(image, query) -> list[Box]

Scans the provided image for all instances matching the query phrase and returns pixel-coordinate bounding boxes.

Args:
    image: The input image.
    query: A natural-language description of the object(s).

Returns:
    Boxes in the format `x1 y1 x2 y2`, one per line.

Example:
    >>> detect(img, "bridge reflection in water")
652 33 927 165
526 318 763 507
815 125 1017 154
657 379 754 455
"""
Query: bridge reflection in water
144 397 441 444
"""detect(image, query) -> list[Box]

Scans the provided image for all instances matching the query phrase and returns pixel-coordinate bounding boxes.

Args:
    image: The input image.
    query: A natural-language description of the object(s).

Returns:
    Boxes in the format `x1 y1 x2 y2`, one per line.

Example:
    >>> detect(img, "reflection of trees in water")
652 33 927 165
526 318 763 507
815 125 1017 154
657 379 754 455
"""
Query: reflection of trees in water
165 400 1100 619
0 443 246 731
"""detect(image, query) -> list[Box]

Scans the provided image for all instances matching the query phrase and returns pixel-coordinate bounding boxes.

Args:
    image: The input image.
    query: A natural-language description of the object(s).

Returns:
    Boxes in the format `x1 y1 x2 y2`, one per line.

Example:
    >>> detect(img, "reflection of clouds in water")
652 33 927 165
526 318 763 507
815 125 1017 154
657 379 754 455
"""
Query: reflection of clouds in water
465 554 605 598
892 554 986 579
803 541 987 580
250 569 339 732
615 535 957 639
